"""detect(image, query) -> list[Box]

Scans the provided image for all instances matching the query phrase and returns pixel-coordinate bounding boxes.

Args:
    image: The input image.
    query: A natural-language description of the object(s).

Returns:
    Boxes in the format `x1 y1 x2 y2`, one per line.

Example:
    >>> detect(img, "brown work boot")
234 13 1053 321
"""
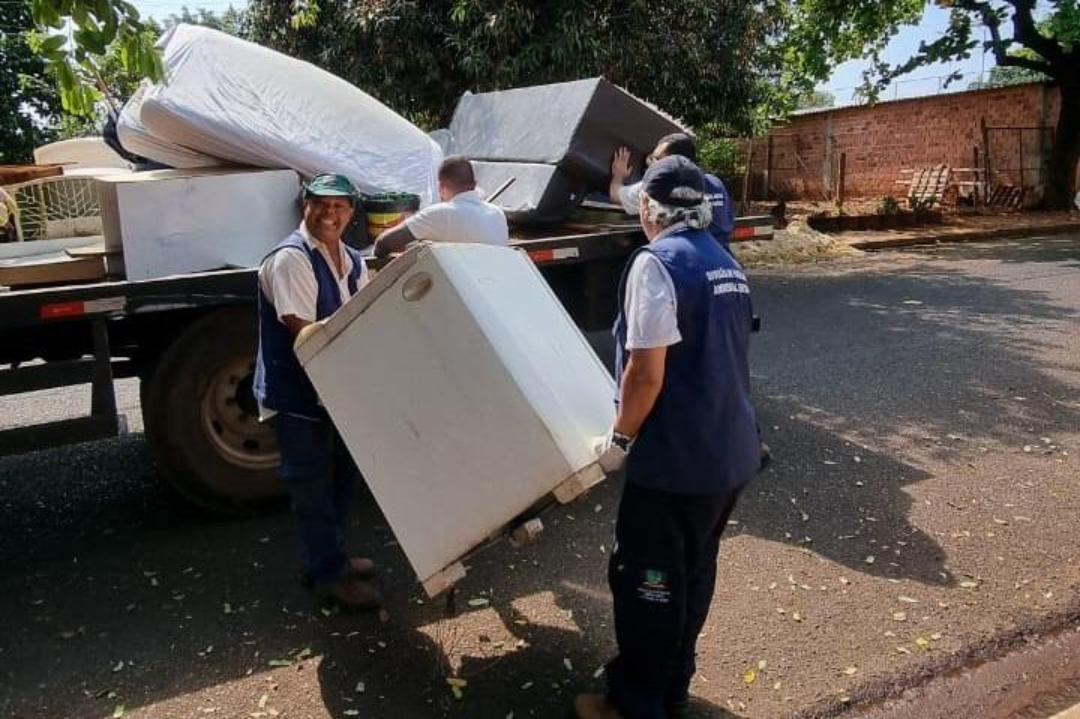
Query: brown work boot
300 556 376 588
347 556 376 579
573 694 623 719
314 576 381 613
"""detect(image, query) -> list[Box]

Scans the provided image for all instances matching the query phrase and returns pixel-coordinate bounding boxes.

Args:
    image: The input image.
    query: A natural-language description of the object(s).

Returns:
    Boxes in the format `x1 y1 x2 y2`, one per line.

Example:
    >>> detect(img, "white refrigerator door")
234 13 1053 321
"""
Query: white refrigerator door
297 244 615 594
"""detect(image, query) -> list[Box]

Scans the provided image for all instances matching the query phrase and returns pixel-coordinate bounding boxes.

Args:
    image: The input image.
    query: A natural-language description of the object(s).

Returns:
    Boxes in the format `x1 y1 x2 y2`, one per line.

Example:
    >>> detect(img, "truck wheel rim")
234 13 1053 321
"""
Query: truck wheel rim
200 357 279 470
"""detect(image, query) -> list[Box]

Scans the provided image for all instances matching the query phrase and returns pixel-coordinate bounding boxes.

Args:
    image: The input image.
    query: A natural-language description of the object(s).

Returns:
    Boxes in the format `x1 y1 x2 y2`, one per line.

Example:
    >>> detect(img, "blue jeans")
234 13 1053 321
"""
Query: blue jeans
271 412 359 583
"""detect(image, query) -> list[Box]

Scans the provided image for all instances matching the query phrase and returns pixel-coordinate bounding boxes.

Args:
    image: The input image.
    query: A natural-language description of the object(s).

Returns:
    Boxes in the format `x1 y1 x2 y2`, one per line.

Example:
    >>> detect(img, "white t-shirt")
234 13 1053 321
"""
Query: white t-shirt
405 189 509 247
258 223 369 323
624 252 681 349
618 182 644 216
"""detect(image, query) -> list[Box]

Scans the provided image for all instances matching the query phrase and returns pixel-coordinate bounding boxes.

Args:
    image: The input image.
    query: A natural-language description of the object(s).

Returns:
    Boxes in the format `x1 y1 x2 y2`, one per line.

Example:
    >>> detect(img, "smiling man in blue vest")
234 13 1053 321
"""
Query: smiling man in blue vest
253 173 380 613
576 157 760 719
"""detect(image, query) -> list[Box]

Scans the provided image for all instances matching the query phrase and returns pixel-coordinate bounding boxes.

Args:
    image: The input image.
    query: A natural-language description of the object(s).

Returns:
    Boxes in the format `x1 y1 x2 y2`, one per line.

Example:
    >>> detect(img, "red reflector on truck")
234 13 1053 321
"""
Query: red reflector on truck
40 301 85 319
527 247 580 263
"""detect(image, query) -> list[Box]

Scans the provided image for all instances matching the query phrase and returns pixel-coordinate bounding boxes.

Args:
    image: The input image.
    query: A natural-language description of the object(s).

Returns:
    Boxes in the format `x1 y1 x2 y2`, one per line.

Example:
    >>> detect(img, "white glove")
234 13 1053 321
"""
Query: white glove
595 432 634 474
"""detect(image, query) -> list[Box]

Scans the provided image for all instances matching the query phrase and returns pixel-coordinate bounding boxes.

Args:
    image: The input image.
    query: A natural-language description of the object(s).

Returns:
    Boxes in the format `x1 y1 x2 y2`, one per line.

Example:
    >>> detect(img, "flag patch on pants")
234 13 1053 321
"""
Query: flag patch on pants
637 569 671 603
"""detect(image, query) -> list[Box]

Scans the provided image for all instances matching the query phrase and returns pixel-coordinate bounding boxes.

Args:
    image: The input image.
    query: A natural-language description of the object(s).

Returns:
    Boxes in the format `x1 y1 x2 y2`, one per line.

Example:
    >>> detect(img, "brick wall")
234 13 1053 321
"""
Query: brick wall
756 82 1062 201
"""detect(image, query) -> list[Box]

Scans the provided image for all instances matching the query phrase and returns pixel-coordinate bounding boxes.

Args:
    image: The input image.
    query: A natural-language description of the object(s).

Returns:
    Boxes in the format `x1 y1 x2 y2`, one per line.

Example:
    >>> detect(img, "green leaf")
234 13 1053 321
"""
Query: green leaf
73 29 107 56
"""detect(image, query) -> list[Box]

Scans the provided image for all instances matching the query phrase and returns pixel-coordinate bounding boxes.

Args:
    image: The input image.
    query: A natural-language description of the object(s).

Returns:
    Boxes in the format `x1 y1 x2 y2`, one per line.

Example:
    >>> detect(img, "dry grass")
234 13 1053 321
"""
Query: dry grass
732 220 863 268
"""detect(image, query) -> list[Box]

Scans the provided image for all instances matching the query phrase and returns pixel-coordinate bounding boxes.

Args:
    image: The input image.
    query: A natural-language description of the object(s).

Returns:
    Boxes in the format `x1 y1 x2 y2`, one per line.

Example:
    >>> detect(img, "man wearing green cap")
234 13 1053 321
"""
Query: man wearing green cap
254 172 380 612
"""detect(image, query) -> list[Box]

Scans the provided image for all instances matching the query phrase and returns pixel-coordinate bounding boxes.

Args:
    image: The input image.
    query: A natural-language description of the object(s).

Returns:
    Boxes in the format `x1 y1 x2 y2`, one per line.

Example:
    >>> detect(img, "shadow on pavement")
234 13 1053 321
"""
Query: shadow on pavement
0 441 745 718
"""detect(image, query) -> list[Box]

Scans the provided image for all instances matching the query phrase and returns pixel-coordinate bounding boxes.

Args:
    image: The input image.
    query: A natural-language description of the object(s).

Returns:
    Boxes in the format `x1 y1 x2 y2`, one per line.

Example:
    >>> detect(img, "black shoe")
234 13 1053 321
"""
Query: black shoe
666 695 690 718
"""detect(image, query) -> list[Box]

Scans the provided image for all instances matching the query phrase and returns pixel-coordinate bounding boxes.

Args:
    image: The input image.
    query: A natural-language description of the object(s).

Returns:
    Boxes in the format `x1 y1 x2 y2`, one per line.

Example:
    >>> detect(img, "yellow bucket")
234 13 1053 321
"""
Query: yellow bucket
363 193 420 239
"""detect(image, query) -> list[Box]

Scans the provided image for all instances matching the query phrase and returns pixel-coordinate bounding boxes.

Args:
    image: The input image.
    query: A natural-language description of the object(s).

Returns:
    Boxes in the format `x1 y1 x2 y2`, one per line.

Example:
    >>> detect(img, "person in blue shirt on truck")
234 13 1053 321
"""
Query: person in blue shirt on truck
576 157 760 719
609 133 735 247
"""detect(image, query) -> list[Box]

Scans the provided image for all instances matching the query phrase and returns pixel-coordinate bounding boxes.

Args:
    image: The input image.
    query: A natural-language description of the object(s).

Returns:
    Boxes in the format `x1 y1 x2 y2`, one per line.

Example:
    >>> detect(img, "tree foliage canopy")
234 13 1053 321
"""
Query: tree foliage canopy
245 0 779 133
27 0 164 115
2 1 59 163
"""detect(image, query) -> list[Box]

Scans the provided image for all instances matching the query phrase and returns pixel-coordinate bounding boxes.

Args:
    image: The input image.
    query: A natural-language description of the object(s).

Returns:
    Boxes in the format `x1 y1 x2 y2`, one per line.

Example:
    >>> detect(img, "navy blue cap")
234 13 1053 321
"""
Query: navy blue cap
641 155 705 208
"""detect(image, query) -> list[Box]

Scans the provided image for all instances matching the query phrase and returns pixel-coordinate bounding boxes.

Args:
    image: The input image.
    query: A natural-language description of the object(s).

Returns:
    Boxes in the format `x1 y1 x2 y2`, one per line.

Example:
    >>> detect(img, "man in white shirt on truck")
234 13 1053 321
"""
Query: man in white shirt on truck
372 155 509 257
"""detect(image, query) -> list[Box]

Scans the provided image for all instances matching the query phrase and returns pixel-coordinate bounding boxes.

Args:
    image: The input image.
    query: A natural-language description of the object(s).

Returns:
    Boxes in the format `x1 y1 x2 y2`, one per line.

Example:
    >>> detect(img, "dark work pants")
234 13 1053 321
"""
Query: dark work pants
606 481 743 719
271 412 359 584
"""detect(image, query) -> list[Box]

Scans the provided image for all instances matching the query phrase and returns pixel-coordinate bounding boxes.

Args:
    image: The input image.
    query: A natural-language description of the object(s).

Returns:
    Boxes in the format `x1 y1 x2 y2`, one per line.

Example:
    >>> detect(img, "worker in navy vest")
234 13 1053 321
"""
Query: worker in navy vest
253 173 379 613
609 133 735 247
576 157 760 719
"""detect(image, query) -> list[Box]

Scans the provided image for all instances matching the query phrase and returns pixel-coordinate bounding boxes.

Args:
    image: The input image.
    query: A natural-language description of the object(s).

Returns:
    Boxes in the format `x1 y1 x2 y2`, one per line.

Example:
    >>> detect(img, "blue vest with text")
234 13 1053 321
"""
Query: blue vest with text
254 232 363 418
704 173 735 245
614 226 759 494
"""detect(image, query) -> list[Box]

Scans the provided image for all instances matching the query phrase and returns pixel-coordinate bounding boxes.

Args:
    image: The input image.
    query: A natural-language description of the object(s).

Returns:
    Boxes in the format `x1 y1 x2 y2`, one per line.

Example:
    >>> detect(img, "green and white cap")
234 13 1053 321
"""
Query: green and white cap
304 173 358 198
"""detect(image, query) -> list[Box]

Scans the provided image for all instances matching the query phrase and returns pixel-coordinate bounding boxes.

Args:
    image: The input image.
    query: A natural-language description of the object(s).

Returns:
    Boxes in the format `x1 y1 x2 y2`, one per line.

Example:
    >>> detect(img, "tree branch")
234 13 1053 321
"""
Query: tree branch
955 0 1012 64
997 52 1052 76
1003 0 1063 65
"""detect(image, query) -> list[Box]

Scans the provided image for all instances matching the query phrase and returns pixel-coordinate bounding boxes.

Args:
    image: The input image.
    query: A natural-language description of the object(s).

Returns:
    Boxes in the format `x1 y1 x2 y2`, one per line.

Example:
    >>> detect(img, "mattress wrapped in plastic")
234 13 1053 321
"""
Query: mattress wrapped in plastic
117 82 222 169
138 25 442 205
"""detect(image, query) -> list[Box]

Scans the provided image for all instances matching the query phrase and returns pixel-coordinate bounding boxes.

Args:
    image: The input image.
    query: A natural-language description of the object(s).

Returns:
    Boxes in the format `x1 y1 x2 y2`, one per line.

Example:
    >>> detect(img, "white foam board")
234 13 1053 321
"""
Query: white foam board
97 168 301 280
34 137 131 170
296 243 615 594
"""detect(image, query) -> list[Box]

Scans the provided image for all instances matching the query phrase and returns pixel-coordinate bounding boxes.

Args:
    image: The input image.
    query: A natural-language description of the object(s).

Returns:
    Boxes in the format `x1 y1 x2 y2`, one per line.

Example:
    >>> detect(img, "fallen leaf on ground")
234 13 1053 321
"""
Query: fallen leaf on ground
447 677 467 700
843 666 858 676
743 669 757 686
865 556 876 565
915 637 931 650
468 598 490 608
892 612 908 622
112 705 125 718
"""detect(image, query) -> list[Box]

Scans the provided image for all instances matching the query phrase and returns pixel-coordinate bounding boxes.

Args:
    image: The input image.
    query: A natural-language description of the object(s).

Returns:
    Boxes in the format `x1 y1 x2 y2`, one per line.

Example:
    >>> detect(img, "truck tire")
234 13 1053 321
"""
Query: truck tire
143 306 284 514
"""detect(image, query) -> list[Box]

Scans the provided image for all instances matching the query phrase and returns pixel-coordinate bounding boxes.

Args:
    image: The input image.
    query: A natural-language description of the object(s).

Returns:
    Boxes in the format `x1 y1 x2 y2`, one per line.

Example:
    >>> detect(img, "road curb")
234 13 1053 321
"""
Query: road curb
847 221 1080 250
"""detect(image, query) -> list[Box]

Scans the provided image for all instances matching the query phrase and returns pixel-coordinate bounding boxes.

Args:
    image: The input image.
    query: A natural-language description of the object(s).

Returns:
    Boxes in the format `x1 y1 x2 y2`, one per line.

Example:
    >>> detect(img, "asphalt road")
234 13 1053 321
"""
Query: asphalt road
1 234 1078 719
